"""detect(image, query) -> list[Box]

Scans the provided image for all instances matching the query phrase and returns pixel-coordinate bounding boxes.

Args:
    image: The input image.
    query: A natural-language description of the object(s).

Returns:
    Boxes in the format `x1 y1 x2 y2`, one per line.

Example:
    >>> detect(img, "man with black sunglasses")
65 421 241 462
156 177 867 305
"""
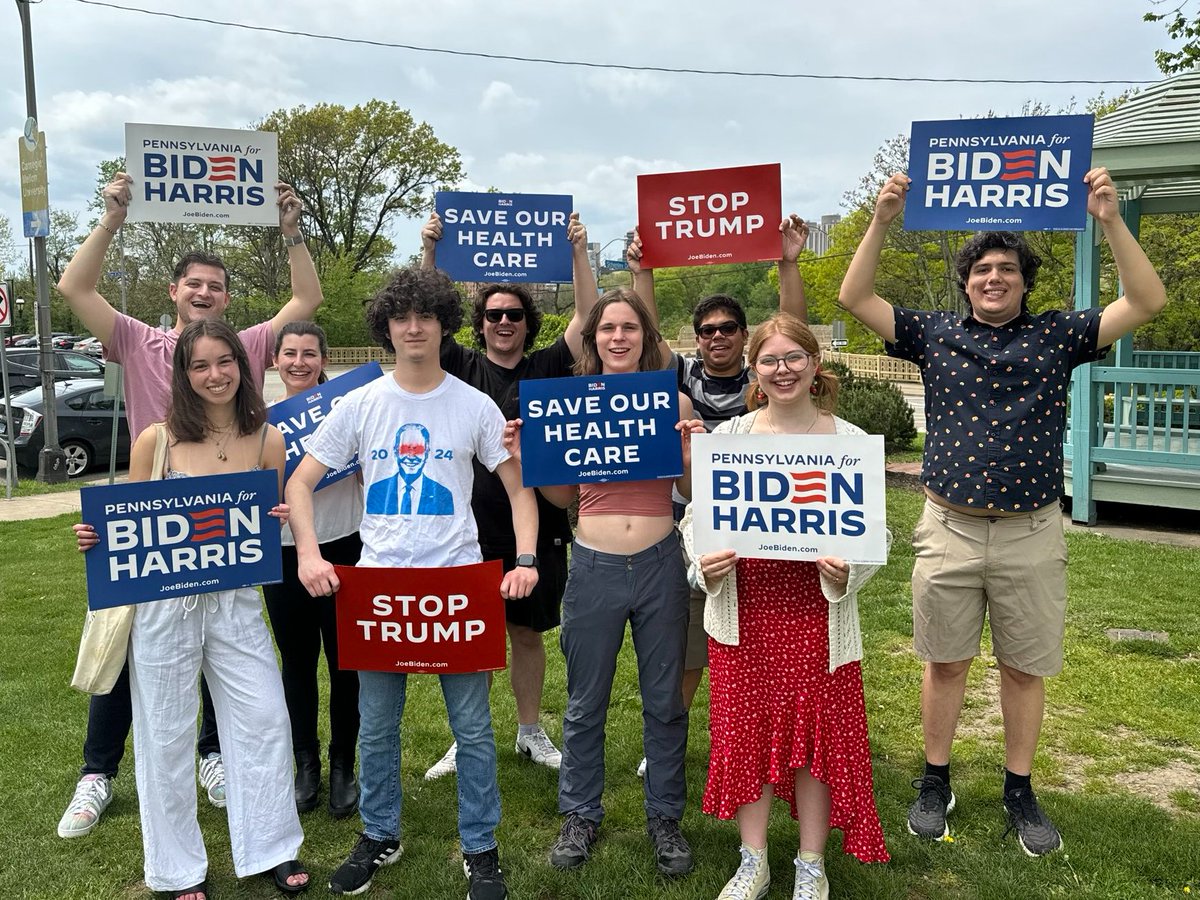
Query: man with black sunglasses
419 211 599 780
626 213 810 776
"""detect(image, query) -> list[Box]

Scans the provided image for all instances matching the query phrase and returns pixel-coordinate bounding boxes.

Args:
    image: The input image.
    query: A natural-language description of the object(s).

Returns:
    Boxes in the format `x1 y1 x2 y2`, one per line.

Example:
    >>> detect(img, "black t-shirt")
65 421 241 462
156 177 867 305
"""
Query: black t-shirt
441 336 576 551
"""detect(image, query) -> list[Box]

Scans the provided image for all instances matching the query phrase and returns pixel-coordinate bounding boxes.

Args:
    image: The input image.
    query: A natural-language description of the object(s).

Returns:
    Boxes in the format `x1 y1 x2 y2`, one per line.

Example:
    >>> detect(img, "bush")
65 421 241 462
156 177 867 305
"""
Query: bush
836 377 917 453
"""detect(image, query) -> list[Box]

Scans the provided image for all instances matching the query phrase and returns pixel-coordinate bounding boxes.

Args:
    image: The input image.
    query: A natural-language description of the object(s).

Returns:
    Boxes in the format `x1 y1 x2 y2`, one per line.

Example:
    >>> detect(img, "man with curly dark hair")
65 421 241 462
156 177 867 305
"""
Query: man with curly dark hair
418 211 599 779
840 169 1167 858
288 264 540 899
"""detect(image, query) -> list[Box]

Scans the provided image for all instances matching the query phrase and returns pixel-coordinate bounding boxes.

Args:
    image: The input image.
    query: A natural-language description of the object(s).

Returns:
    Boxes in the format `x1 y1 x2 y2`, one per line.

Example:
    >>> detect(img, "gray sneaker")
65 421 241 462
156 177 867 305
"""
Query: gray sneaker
647 815 693 876
1003 787 1063 856
57 774 113 838
908 775 955 839
549 814 598 869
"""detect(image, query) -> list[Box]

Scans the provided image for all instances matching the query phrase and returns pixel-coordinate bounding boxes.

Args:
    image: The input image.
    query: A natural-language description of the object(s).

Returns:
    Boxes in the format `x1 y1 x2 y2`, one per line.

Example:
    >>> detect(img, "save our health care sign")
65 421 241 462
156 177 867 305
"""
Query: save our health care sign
434 191 574 283
80 470 282 609
637 163 781 268
334 561 506 674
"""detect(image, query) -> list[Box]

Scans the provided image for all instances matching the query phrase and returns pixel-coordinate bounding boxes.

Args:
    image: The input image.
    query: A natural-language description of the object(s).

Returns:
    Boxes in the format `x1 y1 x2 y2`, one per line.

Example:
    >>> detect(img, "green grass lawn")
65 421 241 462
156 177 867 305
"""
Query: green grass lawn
1 490 1197 899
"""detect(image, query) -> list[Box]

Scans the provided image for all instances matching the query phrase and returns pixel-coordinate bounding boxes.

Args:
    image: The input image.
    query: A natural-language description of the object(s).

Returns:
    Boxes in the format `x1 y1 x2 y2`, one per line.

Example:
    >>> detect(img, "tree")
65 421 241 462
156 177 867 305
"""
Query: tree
259 101 464 274
1145 1 1200 74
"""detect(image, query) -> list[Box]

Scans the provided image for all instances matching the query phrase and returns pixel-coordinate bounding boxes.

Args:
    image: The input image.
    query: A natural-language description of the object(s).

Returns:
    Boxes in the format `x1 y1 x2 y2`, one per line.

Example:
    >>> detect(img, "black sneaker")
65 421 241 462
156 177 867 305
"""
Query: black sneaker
908 775 956 839
463 847 508 900
549 814 598 869
646 815 694 876
329 833 403 895
1003 787 1063 856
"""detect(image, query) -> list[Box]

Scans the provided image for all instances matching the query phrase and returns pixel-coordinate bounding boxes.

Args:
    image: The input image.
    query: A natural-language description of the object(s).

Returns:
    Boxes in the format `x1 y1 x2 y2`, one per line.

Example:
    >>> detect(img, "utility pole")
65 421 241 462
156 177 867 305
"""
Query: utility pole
16 0 66 481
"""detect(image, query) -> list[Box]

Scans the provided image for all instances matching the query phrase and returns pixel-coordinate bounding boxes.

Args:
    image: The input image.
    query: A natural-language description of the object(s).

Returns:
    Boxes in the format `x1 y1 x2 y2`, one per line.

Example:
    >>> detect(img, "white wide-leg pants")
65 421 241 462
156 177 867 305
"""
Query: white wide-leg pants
129 587 303 891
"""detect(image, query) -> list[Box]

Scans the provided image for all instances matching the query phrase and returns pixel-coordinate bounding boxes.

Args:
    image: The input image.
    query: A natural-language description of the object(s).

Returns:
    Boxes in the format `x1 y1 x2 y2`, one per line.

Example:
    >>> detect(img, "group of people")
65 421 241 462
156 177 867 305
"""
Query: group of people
55 162 1167 900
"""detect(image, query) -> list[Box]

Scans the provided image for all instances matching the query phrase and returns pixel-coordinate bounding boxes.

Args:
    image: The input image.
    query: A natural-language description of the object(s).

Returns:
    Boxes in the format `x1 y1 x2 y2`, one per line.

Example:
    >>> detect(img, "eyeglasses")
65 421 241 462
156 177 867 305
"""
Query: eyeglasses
696 321 741 339
484 307 526 324
753 351 811 373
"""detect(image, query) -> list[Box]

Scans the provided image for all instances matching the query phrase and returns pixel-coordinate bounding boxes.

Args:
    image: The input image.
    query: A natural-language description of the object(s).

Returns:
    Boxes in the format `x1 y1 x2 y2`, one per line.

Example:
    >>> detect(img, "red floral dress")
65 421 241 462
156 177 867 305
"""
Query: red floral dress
702 557 889 863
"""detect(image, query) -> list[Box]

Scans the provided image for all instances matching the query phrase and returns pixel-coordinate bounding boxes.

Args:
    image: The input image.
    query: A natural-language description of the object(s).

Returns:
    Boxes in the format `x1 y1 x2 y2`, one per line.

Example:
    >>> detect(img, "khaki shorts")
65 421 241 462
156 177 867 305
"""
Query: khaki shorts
912 499 1068 676
684 589 708 670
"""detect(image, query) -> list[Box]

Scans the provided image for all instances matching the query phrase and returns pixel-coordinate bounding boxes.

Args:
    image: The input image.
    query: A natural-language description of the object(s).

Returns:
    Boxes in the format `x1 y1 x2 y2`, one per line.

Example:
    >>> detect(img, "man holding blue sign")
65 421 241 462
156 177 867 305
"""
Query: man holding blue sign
419 210 598 777
839 168 1167 856
54 168 322 837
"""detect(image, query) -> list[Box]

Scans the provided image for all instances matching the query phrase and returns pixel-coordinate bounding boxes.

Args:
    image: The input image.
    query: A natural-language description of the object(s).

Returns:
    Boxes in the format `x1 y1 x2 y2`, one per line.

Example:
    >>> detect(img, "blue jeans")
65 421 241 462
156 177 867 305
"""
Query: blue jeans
357 670 500 854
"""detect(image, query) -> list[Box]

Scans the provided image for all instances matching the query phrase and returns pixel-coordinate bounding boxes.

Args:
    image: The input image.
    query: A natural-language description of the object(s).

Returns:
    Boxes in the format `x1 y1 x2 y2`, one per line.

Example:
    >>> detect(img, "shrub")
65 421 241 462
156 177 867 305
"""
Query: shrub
836 377 917 453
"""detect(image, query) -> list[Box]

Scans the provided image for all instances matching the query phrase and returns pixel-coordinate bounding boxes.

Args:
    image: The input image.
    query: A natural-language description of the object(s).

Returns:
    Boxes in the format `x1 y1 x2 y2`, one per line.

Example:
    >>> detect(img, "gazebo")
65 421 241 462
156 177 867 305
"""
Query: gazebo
1066 69 1200 524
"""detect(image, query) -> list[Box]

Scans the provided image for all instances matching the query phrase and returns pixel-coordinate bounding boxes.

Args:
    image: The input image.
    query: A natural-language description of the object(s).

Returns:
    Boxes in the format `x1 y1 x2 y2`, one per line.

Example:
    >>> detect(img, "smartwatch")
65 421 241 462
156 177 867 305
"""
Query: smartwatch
282 233 306 247
515 553 538 569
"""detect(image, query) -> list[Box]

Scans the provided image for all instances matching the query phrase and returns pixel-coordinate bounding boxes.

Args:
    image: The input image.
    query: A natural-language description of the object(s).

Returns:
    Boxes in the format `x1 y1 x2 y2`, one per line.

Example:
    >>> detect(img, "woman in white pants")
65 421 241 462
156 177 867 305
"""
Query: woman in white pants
76 320 306 899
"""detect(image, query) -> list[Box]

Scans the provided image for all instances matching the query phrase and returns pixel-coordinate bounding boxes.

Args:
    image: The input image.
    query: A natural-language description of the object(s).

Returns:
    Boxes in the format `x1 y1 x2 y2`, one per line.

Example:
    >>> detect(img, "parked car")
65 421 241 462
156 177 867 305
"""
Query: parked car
53 334 88 350
0 379 129 477
73 337 104 358
3 333 33 348
2 349 106 395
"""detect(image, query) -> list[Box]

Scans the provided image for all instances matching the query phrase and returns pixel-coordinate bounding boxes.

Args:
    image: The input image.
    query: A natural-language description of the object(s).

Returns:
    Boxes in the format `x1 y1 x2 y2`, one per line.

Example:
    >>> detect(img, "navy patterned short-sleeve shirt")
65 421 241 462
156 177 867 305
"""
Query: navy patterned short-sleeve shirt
887 306 1107 512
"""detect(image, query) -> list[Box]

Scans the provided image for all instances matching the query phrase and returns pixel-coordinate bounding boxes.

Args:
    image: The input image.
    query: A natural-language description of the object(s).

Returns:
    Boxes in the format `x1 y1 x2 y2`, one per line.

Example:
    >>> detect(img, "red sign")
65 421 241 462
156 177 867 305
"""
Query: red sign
335 561 506 674
637 163 782 268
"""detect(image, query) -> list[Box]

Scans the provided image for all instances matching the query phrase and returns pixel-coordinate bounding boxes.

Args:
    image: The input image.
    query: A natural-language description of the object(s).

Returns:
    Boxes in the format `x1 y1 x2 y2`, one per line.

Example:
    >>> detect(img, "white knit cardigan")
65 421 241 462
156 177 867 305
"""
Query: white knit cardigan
679 410 892 673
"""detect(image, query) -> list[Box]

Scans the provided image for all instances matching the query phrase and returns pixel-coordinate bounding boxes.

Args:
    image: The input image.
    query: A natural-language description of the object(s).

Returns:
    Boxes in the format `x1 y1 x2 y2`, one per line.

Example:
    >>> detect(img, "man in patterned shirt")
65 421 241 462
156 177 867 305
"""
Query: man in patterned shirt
838 169 1166 856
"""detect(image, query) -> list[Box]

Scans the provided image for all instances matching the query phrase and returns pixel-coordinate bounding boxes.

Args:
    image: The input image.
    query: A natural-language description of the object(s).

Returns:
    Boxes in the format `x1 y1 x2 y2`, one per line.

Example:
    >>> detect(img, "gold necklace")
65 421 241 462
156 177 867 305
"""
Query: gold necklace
209 422 237 461
765 409 820 435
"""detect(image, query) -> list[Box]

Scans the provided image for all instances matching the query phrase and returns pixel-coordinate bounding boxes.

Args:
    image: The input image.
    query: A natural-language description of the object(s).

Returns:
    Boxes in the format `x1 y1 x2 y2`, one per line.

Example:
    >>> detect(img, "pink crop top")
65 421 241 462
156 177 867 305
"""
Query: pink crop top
577 478 674 518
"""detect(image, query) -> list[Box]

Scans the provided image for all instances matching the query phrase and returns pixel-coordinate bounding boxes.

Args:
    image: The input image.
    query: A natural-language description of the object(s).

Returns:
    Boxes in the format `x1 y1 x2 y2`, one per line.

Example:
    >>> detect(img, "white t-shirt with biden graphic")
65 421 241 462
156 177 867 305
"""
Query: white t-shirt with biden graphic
306 372 508 568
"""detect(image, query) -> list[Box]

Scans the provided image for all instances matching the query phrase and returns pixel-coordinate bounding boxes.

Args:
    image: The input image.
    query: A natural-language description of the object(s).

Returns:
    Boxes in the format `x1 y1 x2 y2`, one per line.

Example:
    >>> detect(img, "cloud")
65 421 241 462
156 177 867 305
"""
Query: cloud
498 152 547 170
581 70 675 107
479 81 539 115
407 67 437 91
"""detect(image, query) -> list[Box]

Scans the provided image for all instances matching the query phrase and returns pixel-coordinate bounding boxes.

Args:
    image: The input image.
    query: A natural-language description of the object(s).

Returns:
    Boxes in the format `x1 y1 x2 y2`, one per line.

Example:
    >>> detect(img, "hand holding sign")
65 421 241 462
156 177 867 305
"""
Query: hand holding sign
101 172 134 228
626 227 645 274
277 182 303 231
298 548 341 598
422 211 443 259
74 522 100 552
780 214 809 264
1085 167 1119 224
875 174 911 226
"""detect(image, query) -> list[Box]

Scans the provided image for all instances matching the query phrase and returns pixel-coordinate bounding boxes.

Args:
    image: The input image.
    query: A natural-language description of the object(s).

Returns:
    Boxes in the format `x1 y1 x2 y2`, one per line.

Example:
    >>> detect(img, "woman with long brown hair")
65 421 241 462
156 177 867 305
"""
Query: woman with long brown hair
75 320 306 899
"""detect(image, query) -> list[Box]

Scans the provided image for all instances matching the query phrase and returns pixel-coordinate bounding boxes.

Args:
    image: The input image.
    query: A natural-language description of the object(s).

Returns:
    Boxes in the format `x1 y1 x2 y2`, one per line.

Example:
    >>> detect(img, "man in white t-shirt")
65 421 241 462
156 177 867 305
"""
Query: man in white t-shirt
287 266 538 900
54 170 323 839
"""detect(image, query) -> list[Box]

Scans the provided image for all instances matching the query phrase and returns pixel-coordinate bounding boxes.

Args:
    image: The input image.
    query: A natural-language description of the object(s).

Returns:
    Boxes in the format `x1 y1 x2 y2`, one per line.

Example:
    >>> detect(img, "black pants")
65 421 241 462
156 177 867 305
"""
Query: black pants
81 663 219 777
262 533 362 760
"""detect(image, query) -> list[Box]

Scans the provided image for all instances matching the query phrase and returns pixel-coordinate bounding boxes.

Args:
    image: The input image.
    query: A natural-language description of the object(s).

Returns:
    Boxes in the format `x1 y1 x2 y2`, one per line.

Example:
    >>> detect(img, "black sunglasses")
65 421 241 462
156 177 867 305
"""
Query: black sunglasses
696 321 741 339
484 308 526 324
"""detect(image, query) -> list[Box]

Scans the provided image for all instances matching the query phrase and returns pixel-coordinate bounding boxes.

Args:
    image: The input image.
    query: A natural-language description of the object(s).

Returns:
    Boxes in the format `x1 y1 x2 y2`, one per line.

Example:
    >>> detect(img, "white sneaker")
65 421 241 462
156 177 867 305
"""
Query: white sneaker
515 726 562 769
637 757 647 778
57 774 113 838
717 844 770 900
198 752 227 808
792 852 829 900
424 741 458 780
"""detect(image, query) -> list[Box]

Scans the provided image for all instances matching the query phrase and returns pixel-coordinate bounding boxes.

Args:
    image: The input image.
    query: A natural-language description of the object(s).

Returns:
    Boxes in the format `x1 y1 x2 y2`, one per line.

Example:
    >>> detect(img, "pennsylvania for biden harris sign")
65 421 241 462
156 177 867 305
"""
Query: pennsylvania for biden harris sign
125 123 280 227
80 471 282 610
906 114 1094 232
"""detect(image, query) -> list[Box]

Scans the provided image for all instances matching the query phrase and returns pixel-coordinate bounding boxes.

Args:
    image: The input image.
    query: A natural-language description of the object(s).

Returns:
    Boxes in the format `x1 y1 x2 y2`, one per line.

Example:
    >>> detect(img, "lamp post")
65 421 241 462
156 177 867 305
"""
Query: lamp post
592 236 630 285
15 298 24 332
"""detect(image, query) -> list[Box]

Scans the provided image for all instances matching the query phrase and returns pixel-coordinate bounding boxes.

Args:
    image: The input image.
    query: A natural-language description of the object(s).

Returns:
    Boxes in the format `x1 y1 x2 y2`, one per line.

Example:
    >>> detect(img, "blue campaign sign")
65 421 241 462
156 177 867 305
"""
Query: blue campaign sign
269 362 383 489
80 469 283 609
519 369 682 487
906 114 1094 232
435 191 573 283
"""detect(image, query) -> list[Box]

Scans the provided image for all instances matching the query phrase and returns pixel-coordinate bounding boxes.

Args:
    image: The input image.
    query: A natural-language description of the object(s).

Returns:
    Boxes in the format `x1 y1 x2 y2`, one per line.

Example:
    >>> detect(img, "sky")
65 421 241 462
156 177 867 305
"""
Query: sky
0 0 1176 272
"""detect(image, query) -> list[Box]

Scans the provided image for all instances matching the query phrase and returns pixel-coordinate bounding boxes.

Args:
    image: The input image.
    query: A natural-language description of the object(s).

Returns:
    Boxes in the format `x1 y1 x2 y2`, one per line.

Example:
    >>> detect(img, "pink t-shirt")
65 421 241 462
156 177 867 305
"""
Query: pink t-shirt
105 315 275 437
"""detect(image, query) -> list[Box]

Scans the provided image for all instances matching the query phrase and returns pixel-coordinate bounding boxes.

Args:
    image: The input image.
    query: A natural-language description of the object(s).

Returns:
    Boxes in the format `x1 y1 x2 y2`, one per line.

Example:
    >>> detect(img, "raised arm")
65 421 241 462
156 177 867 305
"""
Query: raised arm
563 213 600 360
778 214 809 321
626 228 674 368
1088 167 1168 348
420 211 442 271
268 183 324 334
837 174 909 343
674 393 704 500
285 454 337 597
56 173 132 344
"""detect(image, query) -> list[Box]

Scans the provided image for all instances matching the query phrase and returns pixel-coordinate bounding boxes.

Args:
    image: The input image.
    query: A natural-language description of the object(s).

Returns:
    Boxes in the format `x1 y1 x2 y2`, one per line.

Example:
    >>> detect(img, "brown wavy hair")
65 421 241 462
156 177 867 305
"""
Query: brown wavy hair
573 288 663 376
168 319 266 442
745 312 838 413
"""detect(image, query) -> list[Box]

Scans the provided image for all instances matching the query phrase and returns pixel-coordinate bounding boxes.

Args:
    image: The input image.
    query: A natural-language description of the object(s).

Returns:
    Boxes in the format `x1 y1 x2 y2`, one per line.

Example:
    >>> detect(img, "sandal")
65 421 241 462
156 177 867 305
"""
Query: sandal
264 859 309 895
167 884 207 900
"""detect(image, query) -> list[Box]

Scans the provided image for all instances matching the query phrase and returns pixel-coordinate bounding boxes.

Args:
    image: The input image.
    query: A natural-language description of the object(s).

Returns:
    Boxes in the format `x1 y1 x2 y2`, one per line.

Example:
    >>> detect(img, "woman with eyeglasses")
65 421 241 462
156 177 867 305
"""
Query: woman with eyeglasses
683 313 888 900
